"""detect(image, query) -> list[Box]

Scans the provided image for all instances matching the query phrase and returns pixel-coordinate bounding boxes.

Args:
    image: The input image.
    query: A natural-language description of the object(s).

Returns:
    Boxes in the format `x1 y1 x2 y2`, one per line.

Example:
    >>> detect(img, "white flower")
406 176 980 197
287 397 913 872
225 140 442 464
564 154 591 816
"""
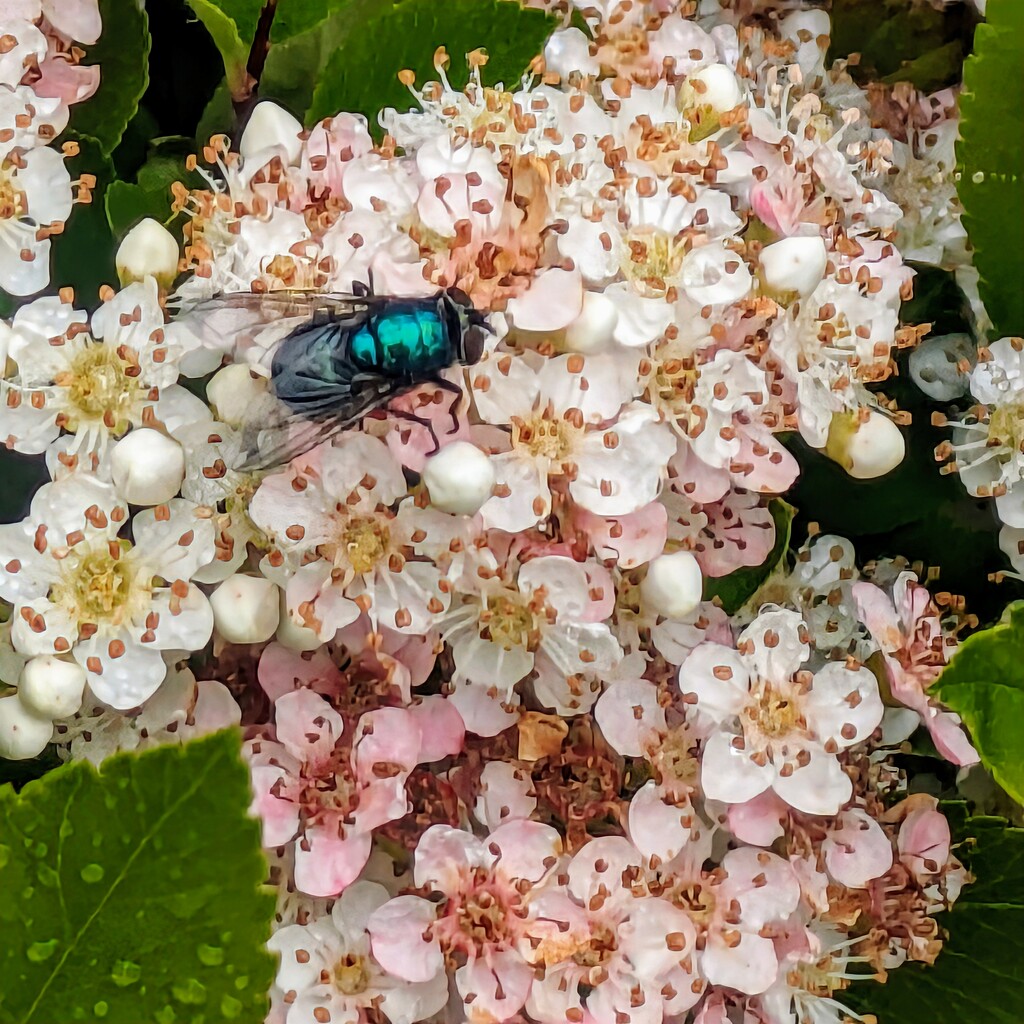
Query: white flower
473 350 674 531
249 435 451 639
442 553 622 734
0 286 207 460
0 476 215 708
681 606 883 815
238 100 303 168
945 338 1024 527
269 881 449 1024
54 667 240 766
176 419 266 584
0 142 73 295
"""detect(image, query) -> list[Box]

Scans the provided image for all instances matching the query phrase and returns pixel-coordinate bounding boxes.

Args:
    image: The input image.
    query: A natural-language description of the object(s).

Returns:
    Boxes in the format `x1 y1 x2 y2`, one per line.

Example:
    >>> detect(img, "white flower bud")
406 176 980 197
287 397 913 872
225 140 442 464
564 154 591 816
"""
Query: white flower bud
276 590 324 651
640 550 704 620
825 410 906 480
0 692 53 760
240 101 303 167
115 218 180 288
564 292 619 354
422 441 496 516
210 574 281 644
110 428 185 505
759 236 828 298
206 364 269 428
682 63 743 114
18 656 86 720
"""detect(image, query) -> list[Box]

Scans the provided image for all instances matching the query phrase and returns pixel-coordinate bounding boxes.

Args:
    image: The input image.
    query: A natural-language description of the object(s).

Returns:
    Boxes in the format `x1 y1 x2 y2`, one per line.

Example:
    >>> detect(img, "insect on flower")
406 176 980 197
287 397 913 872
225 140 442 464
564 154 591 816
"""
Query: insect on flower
179 284 489 470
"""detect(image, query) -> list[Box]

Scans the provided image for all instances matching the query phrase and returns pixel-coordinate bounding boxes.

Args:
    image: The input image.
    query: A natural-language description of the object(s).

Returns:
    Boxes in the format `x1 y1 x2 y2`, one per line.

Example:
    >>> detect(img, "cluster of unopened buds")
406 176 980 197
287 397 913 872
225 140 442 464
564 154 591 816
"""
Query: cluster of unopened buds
0 1 989 1022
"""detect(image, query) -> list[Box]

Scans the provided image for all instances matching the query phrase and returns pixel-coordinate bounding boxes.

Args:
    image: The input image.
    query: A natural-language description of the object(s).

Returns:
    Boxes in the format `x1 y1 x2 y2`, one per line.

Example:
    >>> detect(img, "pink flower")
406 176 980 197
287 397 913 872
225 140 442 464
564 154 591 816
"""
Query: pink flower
595 678 703 862
896 795 952 882
688 847 802 996
268 881 448 1024
522 836 702 1024
367 821 562 1023
852 572 979 766
822 807 894 889
249 689 463 896
682 607 883 815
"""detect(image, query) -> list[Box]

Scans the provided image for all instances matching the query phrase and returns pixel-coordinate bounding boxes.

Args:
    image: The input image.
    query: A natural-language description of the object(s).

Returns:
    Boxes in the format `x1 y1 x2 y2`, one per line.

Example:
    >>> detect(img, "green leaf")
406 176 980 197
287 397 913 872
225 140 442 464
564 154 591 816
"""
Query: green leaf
187 0 251 94
105 142 204 240
828 0 973 91
307 0 559 131
931 602 1024 805
846 812 1024 1024
0 730 275 1024
201 0 364 45
956 0 1024 337
196 3 397 144
702 499 795 615
52 133 117 311
67 0 151 156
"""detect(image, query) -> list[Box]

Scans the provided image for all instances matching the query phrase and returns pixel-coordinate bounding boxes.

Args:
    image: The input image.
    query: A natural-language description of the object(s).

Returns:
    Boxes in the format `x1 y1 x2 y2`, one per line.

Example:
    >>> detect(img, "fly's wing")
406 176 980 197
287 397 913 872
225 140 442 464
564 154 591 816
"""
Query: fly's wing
228 318 398 472
166 291 379 367
228 380 393 472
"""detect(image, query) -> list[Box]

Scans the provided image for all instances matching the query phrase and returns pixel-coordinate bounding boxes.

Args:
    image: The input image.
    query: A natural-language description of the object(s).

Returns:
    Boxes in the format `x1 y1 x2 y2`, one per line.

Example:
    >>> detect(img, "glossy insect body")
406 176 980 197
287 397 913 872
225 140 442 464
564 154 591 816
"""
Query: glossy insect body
270 291 485 416
216 288 487 470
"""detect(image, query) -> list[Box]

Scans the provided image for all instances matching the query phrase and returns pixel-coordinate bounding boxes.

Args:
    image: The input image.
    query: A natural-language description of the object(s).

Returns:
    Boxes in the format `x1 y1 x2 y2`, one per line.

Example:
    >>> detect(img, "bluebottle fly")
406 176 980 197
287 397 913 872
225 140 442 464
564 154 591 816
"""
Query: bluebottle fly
179 285 489 471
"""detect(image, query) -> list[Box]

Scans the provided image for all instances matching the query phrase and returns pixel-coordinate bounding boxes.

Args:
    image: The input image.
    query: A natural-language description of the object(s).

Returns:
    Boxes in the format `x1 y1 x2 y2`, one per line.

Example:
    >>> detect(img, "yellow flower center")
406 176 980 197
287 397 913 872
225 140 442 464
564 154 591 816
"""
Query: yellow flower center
513 414 579 462
988 402 1024 457
654 726 701 788
62 343 137 431
51 545 143 627
622 227 685 297
482 592 539 651
333 953 370 996
743 679 804 741
0 168 25 221
341 515 391 575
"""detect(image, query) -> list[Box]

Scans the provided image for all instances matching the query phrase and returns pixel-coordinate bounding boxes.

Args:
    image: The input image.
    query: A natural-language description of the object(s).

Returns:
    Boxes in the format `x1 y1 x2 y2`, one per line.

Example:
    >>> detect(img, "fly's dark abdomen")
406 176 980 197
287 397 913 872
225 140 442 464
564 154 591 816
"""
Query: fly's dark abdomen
270 321 363 417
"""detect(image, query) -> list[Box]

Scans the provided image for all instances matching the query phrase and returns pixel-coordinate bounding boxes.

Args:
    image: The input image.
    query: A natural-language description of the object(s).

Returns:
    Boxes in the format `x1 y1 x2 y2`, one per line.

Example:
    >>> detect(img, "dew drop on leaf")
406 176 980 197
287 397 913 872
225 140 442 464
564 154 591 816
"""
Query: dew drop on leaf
233 975 248 991
171 978 207 1005
154 1006 177 1024
196 943 224 966
80 862 105 883
26 938 59 962
220 995 242 1020
93 1001 109 1018
110 959 142 987
36 863 60 888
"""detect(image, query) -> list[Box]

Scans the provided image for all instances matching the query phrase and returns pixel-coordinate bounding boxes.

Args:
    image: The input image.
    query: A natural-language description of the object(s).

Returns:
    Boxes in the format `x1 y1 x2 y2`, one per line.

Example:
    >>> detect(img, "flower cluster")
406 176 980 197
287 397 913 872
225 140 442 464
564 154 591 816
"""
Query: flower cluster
935 336 1024 576
0 0 99 295
0 1 987 1023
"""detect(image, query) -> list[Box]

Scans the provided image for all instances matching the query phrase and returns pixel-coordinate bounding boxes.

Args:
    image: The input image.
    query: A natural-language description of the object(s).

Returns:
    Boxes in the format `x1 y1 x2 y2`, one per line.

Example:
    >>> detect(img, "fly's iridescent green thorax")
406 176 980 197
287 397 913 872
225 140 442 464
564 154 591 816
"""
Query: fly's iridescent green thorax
349 303 450 376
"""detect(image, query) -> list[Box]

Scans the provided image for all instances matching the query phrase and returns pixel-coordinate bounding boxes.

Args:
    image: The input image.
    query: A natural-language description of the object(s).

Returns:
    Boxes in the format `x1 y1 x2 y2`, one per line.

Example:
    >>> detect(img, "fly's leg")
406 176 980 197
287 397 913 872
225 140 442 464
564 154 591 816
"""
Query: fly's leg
387 408 442 456
431 378 464 436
